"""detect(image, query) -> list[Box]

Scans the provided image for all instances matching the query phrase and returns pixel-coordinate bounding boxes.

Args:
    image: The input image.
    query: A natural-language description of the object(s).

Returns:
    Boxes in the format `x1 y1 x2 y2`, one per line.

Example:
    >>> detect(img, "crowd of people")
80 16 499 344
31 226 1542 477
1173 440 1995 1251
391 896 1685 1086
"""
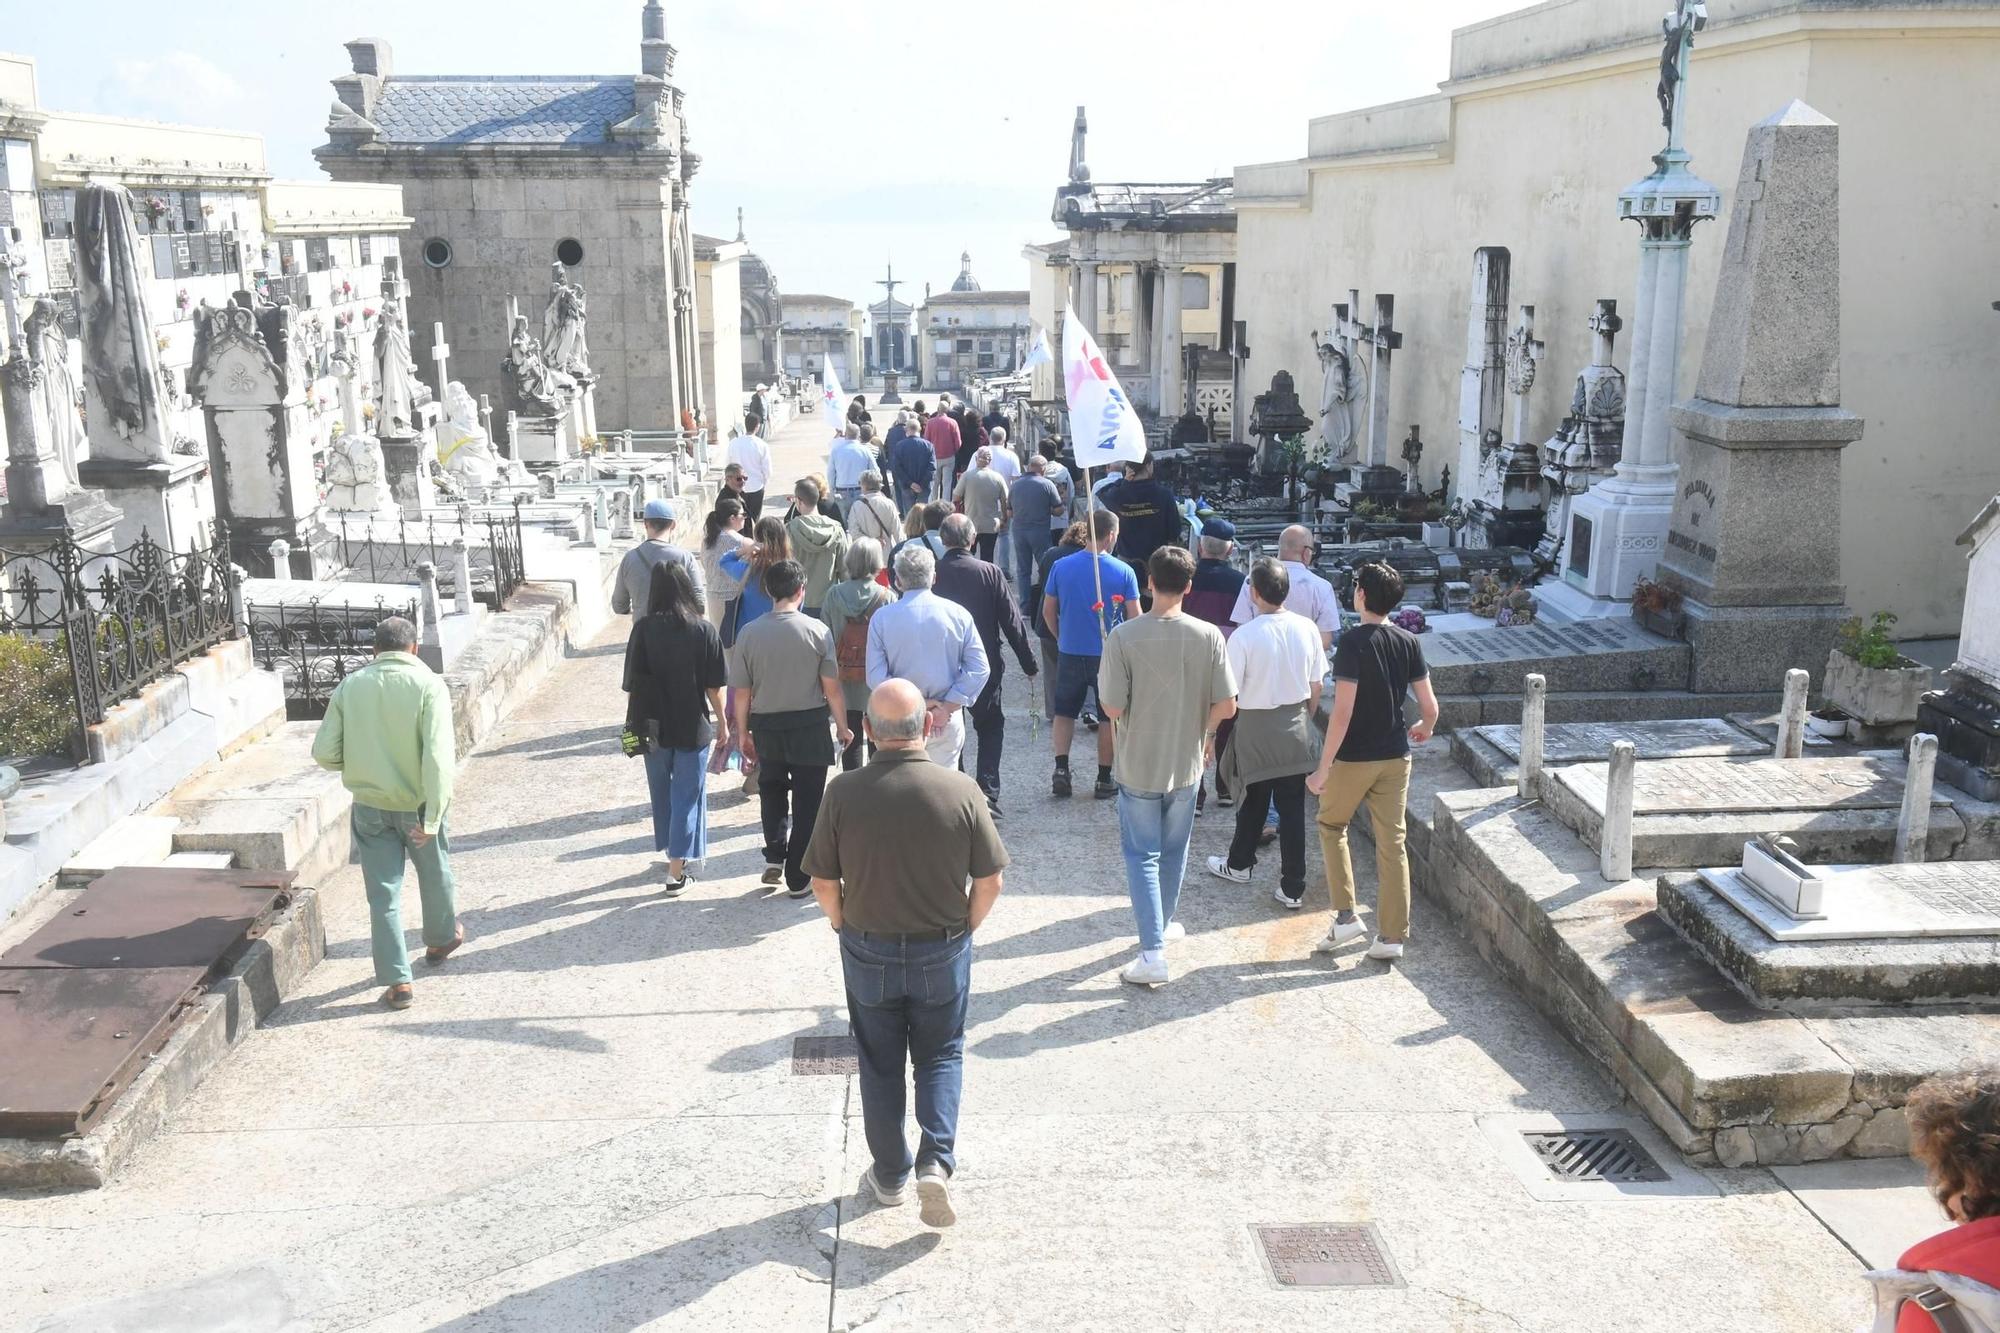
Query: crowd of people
303 394 2000 1303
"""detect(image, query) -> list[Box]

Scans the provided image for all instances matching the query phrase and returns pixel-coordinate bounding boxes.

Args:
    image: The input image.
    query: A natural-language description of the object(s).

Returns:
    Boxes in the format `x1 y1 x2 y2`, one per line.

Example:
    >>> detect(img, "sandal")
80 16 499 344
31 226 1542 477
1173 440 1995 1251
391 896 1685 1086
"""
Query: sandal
424 924 466 965
380 984 414 1010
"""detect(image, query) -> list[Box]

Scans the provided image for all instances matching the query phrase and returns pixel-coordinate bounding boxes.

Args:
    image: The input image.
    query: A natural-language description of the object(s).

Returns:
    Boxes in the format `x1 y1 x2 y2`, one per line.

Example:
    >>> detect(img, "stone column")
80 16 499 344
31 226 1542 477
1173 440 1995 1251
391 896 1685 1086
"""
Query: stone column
453 535 475 616
1774 668 1810 759
1159 263 1185 417
1896 733 1939 864
1457 247 1511 505
415 560 444 671
1518 673 1547 801
1076 258 1100 334
1600 741 1637 882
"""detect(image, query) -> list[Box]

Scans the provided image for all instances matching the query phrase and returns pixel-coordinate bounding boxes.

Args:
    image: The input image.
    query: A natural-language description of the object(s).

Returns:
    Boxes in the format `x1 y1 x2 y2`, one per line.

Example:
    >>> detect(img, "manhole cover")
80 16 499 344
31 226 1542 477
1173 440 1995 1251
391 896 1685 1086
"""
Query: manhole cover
1523 1128 1670 1183
791 1034 858 1075
1251 1225 1402 1289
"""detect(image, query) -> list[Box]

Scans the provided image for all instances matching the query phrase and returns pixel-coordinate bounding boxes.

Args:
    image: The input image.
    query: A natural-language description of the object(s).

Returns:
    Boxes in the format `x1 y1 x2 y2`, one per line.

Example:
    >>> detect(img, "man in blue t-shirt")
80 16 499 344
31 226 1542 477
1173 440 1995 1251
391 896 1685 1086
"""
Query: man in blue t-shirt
1040 509 1141 799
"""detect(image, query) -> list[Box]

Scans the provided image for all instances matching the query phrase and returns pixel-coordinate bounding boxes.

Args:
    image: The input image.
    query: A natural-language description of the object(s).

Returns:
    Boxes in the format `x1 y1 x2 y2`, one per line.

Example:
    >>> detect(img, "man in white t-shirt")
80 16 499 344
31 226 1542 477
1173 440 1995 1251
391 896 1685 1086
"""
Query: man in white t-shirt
1209 557 1326 907
1228 525 1340 648
728 415 774 520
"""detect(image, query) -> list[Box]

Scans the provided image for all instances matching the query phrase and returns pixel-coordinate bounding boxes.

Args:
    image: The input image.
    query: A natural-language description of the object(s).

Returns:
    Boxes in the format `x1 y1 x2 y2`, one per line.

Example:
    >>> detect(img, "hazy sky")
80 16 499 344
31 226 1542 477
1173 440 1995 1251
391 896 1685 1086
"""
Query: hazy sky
10 0 1522 310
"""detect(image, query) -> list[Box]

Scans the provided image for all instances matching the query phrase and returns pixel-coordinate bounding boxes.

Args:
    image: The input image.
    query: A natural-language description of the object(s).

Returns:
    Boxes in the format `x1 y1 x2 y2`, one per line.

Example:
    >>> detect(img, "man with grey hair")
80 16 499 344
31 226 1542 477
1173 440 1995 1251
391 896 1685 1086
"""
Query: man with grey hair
934 513 1038 816
1006 454 1063 616
846 469 901 552
952 446 1011 564
312 615 462 1010
804 679 1008 1228
867 544 989 770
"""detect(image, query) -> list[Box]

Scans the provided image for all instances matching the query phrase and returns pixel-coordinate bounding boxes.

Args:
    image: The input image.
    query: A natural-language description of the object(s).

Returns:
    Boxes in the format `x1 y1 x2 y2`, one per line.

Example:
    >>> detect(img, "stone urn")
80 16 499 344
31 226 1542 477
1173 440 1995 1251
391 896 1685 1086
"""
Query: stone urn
1823 648 1931 730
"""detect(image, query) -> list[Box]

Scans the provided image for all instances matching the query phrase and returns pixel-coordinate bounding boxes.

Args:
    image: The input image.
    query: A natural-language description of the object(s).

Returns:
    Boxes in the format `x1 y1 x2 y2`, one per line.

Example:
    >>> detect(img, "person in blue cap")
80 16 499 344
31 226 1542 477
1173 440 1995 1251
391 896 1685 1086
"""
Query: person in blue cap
613 498 707 617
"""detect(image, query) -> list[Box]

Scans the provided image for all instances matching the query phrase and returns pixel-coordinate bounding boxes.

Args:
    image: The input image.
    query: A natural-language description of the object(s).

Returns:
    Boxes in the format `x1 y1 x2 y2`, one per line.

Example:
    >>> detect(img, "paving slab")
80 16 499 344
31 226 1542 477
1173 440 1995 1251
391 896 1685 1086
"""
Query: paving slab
1772 1157 1944 1269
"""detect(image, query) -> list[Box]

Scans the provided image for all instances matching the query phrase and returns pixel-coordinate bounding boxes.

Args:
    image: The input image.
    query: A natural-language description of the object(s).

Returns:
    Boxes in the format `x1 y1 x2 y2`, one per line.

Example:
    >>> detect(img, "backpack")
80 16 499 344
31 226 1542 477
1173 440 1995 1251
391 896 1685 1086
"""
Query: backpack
1866 1269 2000 1332
837 602 878 684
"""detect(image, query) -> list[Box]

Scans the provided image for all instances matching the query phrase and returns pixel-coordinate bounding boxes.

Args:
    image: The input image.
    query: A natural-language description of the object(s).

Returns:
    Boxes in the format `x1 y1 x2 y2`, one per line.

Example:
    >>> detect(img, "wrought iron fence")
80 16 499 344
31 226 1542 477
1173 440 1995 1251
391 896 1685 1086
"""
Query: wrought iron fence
0 529 238 758
327 499 526 609
245 593 417 720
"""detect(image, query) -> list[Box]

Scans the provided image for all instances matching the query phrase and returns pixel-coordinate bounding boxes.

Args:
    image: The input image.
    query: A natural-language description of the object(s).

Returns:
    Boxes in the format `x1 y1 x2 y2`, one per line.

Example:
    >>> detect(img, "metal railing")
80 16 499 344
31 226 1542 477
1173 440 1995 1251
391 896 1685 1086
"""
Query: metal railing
328 500 526 609
0 529 238 758
245 592 417 720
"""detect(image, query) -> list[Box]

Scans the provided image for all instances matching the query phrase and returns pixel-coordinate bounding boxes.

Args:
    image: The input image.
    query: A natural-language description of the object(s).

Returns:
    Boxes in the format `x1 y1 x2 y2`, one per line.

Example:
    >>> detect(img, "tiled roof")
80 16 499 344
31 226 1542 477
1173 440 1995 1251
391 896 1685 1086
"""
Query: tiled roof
370 76 636 147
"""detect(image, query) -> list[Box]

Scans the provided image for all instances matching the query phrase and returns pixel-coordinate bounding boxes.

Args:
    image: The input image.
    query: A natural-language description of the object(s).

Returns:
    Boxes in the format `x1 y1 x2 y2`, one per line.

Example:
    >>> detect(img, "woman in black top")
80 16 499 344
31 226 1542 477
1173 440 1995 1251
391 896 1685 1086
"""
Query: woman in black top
623 562 728 895
846 394 870 428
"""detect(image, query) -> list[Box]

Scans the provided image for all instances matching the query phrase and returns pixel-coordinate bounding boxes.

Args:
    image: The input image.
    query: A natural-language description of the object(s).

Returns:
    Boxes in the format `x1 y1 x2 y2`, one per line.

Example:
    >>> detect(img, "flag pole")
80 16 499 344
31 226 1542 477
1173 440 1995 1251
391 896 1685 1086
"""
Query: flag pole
1085 463 1107 640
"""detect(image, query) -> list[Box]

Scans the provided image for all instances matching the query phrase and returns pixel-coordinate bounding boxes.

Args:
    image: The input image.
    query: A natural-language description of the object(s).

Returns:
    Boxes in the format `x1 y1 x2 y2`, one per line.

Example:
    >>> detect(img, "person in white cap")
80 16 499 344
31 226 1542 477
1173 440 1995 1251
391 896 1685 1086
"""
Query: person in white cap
613 498 706 617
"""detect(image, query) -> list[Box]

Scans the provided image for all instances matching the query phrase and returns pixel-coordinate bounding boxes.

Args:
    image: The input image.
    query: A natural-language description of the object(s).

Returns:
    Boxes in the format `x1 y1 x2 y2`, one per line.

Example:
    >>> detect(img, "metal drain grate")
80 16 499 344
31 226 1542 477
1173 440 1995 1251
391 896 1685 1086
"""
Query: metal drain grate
1251 1225 1402 1289
791 1034 859 1075
1523 1128 1670 1183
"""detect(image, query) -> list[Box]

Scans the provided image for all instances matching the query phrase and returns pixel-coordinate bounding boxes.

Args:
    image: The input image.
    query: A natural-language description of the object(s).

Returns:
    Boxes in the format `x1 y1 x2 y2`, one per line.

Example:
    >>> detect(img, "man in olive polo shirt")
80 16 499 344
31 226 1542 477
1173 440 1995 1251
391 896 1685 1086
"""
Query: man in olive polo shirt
804 678 1008 1230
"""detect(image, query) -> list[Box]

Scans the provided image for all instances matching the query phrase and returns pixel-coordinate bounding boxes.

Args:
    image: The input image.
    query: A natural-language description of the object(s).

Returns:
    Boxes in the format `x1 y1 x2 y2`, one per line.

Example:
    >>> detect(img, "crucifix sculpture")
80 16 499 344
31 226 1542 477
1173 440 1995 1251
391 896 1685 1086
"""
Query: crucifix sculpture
1657 1 1708 143
876 263 903 372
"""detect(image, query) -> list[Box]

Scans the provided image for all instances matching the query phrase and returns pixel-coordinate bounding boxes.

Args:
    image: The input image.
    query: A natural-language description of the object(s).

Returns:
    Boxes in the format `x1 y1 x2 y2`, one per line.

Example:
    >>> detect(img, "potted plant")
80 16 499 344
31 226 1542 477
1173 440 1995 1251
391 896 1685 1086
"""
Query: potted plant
1808 704 1850 741
1420 499 1452 548
1824 612 1930 732
1630 576 1685 640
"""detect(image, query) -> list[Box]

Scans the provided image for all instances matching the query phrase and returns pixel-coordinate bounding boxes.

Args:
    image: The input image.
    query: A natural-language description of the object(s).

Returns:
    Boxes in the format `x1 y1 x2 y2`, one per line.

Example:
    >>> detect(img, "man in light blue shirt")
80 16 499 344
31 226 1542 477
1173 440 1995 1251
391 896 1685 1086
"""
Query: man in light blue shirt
829 423 878 516
867 544 990 772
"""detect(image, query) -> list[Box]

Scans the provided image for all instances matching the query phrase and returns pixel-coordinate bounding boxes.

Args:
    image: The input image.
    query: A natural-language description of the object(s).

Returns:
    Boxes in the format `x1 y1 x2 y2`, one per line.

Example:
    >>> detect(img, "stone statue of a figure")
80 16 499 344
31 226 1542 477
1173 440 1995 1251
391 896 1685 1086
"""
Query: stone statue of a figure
1658 1 1706 133
543 262 589 378
1314 333 1364 462
373 299 420 437
504 314 574 417
25 298 84 487
437 380 502 490
324 428 393 514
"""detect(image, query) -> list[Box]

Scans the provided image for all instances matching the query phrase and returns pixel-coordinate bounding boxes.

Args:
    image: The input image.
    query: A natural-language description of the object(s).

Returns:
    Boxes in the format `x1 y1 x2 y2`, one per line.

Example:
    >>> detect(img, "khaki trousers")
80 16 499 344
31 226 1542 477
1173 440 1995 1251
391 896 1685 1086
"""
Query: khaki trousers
1315 756 1413 940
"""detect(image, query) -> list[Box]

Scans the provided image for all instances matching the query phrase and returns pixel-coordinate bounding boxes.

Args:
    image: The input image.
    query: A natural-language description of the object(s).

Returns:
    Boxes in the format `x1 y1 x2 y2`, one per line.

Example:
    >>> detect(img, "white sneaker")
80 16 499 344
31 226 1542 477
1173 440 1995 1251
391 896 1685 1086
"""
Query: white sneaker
862 1166 906 1207
1206 855 1251 884
916 1162 956 1227
1366 937 1406 961
1120 955 1171 986
1314 918 1368 952
1272 885 1303 911
1162 920 1186 942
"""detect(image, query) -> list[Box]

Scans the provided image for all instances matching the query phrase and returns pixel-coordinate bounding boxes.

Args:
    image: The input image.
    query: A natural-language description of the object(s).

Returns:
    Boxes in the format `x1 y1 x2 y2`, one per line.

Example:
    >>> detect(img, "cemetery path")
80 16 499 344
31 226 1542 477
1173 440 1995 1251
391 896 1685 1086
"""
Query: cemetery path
6 404 1873 1332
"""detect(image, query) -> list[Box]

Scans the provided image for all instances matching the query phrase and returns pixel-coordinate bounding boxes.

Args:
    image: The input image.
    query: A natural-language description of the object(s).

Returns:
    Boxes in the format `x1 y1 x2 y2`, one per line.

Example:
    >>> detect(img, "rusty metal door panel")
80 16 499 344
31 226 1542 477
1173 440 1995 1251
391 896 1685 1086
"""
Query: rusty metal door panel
0 967 207 1137
1 868 291 971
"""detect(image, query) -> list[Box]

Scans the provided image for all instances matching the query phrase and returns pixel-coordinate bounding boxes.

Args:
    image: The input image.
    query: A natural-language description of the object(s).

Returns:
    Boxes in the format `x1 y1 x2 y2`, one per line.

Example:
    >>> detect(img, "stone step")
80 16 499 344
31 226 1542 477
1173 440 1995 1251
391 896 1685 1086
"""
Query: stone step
161 850 238 870
57 815 181 887
1438 686 1781 731
162 722 352 887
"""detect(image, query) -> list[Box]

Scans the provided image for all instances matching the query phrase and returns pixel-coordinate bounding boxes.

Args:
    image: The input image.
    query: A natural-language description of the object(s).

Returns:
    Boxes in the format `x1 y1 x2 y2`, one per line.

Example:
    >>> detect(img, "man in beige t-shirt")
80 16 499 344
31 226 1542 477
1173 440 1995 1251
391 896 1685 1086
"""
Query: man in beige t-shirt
1098 546 1237 988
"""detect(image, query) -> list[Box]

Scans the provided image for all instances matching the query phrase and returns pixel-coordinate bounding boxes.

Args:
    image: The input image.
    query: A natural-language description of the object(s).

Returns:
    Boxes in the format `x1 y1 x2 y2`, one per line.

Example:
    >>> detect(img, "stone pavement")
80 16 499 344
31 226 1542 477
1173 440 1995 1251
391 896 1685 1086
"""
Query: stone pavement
4 402 1891 1331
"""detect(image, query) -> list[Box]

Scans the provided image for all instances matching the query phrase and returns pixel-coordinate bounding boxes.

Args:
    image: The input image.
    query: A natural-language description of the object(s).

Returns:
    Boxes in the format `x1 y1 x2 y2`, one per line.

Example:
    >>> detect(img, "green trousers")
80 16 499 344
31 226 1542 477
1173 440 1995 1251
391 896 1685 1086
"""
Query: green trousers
352 803 458 985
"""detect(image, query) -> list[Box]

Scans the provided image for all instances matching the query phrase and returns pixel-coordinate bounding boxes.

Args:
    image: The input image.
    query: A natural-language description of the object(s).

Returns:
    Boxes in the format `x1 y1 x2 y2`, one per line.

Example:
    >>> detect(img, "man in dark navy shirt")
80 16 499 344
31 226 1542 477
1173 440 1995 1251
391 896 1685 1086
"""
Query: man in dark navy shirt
1100 458 1182 589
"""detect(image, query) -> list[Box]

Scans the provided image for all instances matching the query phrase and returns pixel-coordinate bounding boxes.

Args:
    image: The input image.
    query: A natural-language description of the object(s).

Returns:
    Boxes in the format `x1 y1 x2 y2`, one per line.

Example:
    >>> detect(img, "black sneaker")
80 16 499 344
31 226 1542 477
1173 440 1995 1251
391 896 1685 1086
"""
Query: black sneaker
1052 767 1072 798
1216 790 1235 808
1093 773 1117 800
1081 710 1100 733
788 883 812 900
985 792 1004 819
761 863 785 887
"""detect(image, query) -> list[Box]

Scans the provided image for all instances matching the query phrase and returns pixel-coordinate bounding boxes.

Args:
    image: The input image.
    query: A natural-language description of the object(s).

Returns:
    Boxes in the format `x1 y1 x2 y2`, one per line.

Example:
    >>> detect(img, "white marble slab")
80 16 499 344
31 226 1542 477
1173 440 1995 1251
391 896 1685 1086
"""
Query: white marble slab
1558 755 1948 818
1698 861 2000 940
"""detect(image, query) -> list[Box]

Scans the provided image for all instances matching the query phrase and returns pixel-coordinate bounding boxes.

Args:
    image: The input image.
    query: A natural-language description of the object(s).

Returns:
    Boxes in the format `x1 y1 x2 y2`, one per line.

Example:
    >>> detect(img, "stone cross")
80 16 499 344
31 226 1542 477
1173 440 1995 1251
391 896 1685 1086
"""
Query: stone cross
430 322 452 407
1504 305 1544 450
1362 295 1402 469
452 535 475 617
1518 673 1547 800
1334 291 1368 390
1896 732 1940 864
1587 301 1624 372
1601 740 1637 882
1658 0 1709 152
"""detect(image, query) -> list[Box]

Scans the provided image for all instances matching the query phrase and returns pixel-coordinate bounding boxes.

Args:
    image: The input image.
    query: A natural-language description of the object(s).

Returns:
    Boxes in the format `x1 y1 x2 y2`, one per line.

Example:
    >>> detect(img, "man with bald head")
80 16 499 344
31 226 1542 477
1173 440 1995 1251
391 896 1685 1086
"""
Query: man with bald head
1229 524 1342 648
805 679 1009 1230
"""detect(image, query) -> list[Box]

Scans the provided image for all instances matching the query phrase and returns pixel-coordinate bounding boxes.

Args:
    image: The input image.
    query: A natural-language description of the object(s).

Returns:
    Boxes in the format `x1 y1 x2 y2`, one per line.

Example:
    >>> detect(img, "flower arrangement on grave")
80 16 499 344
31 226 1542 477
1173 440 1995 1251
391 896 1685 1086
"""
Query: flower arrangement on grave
362 402 376 422
1467 573 1538 627
141 195 169 222
339 279 354 299
200 202 215 217
579 434 603 454
154 332 170 352
1826 610 1929 733
1630 576 1682 617
1391 607 1428 634
175 288 191 315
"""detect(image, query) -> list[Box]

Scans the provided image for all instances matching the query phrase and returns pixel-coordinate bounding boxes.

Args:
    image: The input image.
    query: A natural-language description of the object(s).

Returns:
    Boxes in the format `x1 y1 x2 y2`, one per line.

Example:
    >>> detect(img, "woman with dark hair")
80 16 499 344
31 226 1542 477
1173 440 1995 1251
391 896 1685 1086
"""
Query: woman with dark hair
623 562 727 896
846 394 870 429
699 496 751 626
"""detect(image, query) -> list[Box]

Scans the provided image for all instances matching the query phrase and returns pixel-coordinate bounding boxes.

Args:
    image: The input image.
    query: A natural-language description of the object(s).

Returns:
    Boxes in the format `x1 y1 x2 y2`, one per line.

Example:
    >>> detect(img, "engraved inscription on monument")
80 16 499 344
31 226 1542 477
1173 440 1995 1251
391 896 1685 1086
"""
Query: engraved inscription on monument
1427 616 1658 667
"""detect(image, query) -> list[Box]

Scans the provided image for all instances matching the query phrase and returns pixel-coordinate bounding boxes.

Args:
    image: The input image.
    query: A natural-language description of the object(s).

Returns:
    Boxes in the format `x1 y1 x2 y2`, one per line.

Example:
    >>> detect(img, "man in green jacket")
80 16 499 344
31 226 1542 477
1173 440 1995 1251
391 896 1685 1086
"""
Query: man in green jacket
311 616 463 1009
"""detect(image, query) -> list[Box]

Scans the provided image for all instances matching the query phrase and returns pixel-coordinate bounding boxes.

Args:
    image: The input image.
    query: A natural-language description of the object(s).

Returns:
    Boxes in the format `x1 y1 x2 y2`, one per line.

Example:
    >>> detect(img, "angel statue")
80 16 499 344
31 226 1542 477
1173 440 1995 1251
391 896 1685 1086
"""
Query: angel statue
543 262 590 378
24 299 84 488
1314 331 1365 463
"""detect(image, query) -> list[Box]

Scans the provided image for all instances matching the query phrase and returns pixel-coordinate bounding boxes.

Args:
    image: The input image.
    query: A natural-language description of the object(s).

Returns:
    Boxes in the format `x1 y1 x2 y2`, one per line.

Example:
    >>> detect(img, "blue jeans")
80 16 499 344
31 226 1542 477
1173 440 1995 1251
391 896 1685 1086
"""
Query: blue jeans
840 927 972 1185
1117 784 1199 952
1011 532 1052 615
642 742 710 861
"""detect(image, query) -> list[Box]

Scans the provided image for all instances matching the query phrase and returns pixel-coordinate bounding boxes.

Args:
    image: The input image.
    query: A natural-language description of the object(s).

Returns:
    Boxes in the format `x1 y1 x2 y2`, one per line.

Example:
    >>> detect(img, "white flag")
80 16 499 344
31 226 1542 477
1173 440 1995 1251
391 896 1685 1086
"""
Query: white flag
821 361 845 419
1061 303 1148 465
1022 325 1054 371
